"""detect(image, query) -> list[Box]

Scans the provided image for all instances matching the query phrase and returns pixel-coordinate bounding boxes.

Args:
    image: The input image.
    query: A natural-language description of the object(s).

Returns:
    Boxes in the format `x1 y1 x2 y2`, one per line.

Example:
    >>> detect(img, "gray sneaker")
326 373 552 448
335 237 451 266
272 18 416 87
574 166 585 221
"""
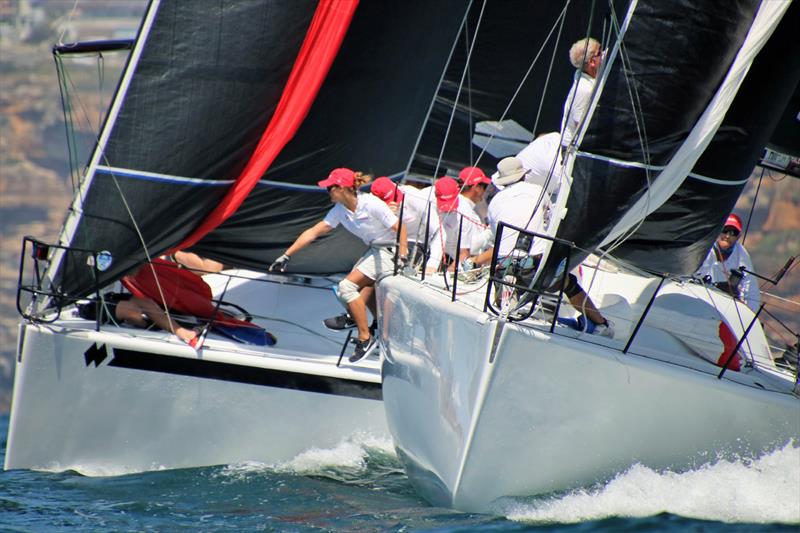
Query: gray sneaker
323 313 356 330
349 336 377 363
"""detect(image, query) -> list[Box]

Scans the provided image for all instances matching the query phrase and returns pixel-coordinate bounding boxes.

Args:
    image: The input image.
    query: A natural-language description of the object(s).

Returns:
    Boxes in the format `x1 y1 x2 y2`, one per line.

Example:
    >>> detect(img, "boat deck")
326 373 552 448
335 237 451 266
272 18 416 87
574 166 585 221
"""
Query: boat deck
405 263 797 395
33 268 382 382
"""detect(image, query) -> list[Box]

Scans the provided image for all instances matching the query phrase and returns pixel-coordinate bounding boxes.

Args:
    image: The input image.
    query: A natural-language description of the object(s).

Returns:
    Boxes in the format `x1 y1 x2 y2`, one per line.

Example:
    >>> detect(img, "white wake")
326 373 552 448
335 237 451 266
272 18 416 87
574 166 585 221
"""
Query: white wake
502 442 800 525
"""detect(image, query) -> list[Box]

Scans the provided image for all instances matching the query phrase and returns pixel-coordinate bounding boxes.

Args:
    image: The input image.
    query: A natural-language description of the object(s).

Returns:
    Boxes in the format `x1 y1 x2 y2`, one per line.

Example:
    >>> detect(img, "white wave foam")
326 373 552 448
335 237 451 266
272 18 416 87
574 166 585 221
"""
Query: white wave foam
503 443 800 525
38 461 168 477
218 432 396 479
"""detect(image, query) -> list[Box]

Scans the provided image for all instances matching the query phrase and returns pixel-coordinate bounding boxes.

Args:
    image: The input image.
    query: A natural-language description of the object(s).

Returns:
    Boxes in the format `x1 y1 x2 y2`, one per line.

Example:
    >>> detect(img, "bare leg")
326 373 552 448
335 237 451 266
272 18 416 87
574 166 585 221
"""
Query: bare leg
360 286 376 319
568 291 606 325
116 297 197 342
343 269 375 342
173 251 225 274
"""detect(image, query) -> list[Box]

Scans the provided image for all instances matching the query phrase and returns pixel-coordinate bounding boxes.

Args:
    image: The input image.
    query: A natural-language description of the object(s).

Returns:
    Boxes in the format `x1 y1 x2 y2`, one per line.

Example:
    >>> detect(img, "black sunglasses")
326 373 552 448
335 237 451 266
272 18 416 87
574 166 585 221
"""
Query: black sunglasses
721 228 740 237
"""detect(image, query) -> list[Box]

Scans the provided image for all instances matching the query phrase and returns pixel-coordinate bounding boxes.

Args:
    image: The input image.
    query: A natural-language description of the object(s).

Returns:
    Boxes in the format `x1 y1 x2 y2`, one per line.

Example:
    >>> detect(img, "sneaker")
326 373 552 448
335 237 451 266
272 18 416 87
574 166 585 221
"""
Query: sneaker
323 313 356 330
594 320 615 339
349 336 377 363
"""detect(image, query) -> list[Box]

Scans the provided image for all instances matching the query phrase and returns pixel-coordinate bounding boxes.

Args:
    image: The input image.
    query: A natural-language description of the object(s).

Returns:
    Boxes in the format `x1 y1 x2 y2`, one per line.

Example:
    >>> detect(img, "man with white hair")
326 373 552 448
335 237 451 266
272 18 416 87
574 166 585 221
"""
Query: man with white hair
561 37 603 151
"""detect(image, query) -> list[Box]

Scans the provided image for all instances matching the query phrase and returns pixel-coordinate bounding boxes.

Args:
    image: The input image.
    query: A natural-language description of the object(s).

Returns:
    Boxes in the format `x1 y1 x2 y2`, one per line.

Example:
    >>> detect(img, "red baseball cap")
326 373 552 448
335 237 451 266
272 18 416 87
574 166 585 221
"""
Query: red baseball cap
435 177 460 212
458 166 491 186
371 176 404 203
724 213 743 232
318 168 355 188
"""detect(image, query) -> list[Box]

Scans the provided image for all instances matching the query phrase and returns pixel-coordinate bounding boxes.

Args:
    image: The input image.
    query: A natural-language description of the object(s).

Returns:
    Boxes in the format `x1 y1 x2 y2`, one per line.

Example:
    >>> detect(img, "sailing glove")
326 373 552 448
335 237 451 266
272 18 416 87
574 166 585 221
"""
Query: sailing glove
269 254 290 272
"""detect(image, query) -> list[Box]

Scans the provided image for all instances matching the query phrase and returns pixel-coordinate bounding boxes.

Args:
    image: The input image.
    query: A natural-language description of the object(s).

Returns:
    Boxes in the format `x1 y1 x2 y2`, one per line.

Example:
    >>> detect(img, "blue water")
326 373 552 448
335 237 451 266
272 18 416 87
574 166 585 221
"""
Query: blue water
0 415 797 532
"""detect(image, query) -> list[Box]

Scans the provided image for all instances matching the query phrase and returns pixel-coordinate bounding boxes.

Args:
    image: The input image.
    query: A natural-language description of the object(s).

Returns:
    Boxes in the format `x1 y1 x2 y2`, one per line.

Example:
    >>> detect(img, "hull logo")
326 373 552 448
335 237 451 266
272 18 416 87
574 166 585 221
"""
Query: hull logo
84 343 108 367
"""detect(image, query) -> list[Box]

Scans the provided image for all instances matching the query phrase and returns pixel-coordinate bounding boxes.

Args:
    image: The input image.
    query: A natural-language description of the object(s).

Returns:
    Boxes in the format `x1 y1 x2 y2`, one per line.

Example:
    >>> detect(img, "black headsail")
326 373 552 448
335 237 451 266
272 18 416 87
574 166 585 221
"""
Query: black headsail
547 0 794 279
612 1 800 273
192 1 471 273
47 0 471 299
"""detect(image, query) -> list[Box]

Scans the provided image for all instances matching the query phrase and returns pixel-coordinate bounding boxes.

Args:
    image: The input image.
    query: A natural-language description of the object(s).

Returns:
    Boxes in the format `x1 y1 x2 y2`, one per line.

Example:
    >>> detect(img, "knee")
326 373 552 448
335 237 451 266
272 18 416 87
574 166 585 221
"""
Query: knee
337 278 360 305
562 273 582 298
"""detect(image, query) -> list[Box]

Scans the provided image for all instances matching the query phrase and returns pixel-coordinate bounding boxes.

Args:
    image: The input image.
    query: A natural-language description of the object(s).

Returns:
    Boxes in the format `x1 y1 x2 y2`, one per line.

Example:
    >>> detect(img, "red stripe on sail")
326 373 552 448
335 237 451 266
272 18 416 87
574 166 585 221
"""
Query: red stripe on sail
172 0 358 252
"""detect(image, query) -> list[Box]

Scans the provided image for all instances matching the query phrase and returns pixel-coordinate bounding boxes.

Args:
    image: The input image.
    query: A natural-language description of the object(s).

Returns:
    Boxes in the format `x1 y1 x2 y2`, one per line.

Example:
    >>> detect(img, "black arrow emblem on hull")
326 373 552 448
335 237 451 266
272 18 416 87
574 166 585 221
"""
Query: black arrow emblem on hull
84 343 108 367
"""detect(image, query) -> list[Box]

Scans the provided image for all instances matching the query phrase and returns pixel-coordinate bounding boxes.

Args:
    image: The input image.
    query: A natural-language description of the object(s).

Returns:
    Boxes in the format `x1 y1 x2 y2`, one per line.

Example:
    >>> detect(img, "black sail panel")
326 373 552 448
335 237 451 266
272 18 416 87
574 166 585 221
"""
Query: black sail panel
193 1 472 273
551 0 765 275
613 2 800 274
409 0 627 179
55 0 317 298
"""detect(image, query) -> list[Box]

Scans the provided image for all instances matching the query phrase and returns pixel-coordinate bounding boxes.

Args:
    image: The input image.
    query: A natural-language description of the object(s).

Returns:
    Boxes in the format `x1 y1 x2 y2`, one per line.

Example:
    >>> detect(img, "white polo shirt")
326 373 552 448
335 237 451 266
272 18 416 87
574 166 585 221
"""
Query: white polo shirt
440 194 487 257
397 186 443 269
560 72 595 148
323 193 398 246
516 132 562 189
487 181 547 257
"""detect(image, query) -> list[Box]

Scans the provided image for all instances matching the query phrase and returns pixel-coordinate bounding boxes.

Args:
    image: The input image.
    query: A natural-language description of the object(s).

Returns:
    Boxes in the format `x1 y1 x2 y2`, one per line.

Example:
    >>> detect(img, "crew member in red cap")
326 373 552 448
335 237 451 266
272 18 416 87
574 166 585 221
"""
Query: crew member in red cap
436 169 491 269
371 177 443 273
269 168 408 363
696 213 759 311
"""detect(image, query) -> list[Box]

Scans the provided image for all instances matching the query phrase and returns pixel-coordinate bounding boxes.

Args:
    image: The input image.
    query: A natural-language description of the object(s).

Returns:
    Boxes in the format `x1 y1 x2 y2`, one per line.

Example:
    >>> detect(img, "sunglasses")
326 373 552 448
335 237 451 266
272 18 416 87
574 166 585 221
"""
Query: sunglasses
721 228 740 237
327 185 340 192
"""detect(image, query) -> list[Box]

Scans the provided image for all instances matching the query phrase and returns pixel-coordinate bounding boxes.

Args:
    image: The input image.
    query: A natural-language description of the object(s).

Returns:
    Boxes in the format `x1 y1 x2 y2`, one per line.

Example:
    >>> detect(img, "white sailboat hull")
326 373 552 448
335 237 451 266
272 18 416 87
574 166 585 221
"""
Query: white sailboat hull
5 273 388 475
378 273 799 512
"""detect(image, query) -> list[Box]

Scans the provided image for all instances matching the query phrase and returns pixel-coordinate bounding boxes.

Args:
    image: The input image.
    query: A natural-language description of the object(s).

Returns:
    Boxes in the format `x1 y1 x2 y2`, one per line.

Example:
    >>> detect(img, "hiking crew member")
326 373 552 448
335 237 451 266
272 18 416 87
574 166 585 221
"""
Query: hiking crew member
269 168 408 363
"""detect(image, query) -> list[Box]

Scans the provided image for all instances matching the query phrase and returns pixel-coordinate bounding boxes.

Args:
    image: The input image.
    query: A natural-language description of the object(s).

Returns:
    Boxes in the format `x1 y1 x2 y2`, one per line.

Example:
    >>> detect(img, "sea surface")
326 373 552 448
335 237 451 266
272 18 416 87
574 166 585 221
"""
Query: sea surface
0 415 797 532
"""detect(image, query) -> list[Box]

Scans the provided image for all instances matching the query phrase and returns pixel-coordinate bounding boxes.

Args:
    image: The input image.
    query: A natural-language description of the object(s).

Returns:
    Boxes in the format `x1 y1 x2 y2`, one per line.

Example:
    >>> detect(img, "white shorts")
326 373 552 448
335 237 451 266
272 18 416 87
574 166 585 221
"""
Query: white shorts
354 246 396 281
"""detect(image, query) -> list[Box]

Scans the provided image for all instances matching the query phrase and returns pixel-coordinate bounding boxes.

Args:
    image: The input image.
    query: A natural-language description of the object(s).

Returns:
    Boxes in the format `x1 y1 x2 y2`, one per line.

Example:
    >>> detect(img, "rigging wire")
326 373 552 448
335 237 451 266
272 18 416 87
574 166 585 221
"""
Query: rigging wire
473 1 572 169
51 2 178 330
421 1 573 283
742 166 765 245
464 20 474 165
412 0 488 250
530 10 567 138
54 49 118 200
429 0 487 188
96 52 106 134
53 53 81 192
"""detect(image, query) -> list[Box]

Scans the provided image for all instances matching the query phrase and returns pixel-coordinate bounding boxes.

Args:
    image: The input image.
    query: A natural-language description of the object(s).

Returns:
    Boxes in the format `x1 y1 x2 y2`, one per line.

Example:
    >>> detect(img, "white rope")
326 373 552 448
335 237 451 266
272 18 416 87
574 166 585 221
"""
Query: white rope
56 0 81 46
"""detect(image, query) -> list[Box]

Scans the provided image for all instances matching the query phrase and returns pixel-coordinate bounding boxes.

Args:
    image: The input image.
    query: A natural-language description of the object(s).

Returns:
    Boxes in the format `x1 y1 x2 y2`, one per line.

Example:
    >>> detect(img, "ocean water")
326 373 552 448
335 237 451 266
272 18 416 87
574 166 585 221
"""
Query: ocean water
0 416 797 532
